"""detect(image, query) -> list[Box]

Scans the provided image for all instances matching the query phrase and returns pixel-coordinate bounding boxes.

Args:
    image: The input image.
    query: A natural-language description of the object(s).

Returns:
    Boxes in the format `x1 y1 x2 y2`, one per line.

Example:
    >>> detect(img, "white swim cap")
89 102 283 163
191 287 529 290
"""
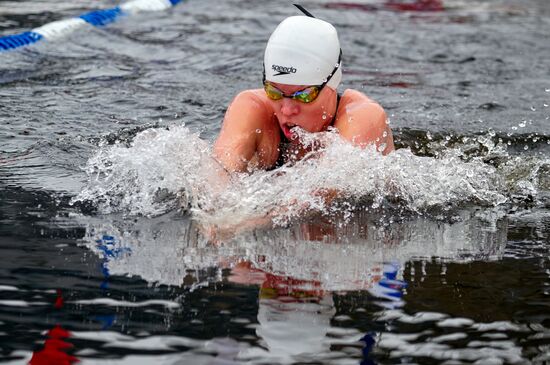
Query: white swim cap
264 16 342 90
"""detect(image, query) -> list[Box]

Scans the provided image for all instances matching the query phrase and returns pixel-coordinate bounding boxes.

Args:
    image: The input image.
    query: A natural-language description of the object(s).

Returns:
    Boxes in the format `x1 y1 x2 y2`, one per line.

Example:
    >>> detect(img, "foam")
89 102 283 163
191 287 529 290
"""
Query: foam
73 124 509 226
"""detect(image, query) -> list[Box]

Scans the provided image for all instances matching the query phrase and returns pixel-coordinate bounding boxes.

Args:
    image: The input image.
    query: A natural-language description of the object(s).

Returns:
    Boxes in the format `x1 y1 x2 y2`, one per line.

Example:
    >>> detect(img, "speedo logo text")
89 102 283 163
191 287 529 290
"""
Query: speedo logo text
272 64 297 76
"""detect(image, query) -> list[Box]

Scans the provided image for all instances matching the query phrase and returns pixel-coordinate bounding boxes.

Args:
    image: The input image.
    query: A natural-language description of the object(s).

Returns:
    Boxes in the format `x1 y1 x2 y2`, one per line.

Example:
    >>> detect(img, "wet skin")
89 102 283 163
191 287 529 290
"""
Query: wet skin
213 83 395 173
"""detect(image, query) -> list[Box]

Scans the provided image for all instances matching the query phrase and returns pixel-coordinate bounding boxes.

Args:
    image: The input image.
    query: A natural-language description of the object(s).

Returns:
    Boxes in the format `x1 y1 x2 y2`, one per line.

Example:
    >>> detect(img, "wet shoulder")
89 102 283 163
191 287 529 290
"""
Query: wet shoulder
234 89 274 113
337 89 380 110
226 89 276 129
333 89 389 147
335 89 385 123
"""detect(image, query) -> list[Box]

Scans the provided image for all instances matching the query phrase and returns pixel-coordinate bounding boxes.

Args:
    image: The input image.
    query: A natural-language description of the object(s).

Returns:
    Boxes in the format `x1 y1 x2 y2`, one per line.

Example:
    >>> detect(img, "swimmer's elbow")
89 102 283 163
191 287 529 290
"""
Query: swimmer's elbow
213 145 248 173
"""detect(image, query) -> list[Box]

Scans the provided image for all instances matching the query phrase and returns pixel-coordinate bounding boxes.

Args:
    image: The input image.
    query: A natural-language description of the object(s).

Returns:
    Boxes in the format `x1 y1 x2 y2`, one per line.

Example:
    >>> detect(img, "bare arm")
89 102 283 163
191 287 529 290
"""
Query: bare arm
213 90 273 173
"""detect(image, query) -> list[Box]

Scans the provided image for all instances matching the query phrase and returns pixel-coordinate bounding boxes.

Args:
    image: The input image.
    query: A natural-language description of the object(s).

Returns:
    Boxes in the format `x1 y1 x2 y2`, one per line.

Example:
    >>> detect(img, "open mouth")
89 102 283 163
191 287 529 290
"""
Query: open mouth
281 123 297 140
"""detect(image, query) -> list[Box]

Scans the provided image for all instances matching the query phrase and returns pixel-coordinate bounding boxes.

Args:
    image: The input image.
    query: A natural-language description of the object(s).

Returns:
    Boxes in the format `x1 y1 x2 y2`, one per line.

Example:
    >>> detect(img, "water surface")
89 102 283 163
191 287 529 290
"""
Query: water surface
0 0 549 364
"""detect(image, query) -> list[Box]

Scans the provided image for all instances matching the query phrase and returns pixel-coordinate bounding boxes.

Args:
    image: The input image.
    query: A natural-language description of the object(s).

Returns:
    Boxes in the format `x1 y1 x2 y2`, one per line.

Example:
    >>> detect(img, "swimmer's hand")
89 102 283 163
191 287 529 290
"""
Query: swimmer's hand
198 188 340 244
198 215 274 244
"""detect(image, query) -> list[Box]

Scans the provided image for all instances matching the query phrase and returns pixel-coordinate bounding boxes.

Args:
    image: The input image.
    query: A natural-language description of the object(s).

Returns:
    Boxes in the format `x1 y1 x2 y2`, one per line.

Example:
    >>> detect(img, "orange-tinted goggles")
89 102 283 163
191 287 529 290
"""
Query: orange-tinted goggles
264 82 321 103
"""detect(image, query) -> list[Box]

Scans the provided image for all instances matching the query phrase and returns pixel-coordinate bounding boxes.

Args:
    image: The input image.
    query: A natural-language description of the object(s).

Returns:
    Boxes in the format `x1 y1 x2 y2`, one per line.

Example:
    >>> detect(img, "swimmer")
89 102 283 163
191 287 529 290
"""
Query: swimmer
213 5 394 173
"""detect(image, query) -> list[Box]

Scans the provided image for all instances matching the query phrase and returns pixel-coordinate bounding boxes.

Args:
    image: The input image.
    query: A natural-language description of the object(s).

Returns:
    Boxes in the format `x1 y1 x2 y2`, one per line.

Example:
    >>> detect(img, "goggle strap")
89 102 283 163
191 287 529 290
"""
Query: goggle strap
293 4 316 18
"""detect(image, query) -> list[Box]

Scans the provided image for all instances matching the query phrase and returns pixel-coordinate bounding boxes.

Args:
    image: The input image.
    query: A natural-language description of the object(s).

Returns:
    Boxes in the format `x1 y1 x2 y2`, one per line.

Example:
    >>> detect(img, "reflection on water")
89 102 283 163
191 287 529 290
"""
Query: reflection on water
29 291 79 365
67 208 508 363
78 209 507 289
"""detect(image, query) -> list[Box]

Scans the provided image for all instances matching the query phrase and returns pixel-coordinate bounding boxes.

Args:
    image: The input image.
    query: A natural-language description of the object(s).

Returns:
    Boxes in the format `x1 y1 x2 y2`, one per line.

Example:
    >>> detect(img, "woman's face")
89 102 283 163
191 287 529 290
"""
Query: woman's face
266 82 338 141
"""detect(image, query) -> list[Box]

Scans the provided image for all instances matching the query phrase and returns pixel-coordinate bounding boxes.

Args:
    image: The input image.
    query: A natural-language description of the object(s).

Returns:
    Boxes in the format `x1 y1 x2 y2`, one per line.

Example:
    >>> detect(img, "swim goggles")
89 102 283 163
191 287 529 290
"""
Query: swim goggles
263 50 342 104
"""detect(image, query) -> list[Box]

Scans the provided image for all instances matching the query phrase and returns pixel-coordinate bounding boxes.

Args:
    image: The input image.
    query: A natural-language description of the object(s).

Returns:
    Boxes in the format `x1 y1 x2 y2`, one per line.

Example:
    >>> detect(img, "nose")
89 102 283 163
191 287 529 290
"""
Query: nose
280 98 300 117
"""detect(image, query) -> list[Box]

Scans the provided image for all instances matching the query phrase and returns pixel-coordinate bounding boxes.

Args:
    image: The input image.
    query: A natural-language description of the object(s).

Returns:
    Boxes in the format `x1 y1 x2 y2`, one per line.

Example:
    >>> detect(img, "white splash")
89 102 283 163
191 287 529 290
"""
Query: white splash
73 125 225 216
73 124 509 227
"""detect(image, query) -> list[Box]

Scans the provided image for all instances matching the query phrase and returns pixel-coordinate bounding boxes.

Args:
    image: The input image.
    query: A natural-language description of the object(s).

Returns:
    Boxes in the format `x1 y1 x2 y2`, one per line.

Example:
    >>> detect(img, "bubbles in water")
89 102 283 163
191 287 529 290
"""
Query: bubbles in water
377 143 387 153
256 129 262 134
322 113 327 120
518 120 527 128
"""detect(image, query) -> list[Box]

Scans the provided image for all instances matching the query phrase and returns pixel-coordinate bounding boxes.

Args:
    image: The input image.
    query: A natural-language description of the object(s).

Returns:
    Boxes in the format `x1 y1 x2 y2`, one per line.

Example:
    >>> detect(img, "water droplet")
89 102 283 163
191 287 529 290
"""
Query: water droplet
544 103 549 107
518 120 526 128
512 126 518 131
524 145 529 150
255 129 262 134
382 131 388 138
545 88 550 92
445 135 451 141
322 113 327 120
386 118 391 125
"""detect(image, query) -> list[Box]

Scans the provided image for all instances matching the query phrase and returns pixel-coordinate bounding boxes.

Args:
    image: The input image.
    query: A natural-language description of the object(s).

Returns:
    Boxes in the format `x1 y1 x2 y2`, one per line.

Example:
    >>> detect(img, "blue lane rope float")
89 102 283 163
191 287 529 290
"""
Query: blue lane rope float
79 8 124 27
0 0 183 52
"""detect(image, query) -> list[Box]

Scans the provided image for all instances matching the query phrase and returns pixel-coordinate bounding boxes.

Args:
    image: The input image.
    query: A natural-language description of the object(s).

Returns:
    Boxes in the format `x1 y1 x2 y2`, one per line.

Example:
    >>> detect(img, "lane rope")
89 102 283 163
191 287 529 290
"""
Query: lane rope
0 0 183 52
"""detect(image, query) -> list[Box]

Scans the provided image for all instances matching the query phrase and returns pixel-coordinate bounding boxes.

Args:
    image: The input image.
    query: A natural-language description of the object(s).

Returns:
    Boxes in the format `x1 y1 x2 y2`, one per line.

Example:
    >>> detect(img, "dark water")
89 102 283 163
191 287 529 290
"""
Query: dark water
1 0 549 364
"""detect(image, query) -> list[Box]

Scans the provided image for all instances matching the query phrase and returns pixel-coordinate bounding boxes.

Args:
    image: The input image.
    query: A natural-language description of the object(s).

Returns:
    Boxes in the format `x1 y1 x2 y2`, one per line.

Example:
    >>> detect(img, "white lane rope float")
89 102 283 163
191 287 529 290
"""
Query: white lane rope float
0 0 183 52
